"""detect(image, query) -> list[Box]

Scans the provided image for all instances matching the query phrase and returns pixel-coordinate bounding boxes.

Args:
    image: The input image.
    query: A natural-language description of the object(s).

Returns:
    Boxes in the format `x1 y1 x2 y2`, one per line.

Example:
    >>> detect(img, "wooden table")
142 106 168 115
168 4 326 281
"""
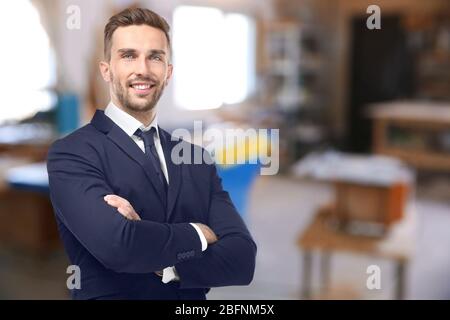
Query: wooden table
0 157 60 256
297 204 416 299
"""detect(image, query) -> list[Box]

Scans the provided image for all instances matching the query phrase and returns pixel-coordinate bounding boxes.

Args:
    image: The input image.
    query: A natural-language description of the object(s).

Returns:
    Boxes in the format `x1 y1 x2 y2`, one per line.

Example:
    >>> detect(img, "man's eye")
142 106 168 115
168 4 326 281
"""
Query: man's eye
123 54 135 59
151 55 162 61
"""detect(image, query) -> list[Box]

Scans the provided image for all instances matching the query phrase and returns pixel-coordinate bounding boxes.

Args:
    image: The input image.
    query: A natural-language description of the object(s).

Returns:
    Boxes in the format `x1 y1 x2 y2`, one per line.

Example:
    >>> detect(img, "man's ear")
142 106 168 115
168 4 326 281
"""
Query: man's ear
99 60 111 82
165 63 173 86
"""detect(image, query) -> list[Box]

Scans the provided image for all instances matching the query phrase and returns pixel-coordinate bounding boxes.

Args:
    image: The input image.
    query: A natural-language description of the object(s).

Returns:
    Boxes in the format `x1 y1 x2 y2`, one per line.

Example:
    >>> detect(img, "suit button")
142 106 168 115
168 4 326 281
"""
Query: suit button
178 252 188 260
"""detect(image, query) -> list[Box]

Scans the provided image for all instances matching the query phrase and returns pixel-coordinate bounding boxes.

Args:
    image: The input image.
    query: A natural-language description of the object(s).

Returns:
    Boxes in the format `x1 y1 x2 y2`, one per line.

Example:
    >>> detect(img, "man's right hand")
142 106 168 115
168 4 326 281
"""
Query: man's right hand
194 223 218 244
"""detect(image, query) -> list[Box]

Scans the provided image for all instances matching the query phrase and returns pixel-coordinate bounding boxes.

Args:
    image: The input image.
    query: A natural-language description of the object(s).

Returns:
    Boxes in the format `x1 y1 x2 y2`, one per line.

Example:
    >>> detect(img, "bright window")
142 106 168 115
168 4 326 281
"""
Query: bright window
0 0 56 124
173 6 256 110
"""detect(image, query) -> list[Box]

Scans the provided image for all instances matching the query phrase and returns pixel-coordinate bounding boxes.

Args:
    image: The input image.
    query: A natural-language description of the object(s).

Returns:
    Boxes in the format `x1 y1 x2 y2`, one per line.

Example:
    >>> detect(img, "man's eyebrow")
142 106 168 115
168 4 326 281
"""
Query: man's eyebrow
117 48 137 55
148 49 166 55
117 48 167 55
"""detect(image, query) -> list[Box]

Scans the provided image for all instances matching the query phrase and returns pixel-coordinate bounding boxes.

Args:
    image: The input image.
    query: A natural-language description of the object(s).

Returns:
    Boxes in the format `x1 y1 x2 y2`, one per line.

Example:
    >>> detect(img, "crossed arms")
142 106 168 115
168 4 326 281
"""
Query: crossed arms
104 194 218 246
47 138 257 289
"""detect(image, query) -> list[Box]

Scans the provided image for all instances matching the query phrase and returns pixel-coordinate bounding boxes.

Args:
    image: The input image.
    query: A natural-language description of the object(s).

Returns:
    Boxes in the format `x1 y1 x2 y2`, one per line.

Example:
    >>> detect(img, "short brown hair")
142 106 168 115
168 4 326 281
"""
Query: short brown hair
103 7 171 61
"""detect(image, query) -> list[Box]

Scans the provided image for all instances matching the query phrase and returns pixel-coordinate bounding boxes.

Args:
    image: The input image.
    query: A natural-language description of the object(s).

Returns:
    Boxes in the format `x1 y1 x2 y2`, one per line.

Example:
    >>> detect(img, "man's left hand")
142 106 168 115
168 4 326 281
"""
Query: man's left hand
104 194 141 221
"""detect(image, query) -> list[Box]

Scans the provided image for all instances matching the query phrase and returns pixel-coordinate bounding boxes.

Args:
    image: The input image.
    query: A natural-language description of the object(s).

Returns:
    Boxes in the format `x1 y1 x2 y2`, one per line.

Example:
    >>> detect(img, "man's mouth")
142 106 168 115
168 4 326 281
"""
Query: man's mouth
129 82 156 95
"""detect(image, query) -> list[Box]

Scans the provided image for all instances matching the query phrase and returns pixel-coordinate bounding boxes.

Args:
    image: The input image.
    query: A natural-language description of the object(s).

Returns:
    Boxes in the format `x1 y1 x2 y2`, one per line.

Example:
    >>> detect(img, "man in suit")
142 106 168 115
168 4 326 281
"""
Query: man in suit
47 7 257 300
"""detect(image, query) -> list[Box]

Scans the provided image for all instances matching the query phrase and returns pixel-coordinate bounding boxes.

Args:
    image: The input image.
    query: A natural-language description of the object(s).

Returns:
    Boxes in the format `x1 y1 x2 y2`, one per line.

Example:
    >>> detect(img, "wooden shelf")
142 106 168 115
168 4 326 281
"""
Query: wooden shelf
370 101 450 171
375 147 450 171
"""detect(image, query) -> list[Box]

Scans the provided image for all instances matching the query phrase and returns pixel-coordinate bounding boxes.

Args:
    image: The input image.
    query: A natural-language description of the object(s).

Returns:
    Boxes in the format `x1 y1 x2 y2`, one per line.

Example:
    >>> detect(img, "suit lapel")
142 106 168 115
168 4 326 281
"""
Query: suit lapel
91 110 167 207
159 127 182 221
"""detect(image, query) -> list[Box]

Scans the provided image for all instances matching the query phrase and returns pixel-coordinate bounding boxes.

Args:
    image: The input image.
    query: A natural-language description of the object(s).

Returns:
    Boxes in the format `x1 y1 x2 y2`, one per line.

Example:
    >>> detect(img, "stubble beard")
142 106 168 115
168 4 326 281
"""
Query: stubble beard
110 71 166 114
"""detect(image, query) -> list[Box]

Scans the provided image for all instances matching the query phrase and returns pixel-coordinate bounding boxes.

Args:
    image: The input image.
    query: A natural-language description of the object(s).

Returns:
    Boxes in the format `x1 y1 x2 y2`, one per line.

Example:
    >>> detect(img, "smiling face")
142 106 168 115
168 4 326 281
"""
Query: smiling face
100 24 173 116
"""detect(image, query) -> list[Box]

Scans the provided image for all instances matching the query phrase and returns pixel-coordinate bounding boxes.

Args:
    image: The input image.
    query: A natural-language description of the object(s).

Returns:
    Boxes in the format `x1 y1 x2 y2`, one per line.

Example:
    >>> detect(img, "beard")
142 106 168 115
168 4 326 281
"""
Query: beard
110 71 166 113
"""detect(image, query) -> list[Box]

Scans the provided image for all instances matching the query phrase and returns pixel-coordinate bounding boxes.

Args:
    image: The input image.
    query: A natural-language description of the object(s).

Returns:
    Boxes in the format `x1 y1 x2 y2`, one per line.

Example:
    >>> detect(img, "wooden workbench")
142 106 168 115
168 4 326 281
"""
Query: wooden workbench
297 203 416 299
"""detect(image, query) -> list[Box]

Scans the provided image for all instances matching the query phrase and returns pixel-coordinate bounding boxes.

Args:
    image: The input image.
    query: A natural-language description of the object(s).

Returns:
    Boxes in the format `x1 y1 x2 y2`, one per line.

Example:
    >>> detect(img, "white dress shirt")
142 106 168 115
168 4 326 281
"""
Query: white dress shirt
104 102 207 283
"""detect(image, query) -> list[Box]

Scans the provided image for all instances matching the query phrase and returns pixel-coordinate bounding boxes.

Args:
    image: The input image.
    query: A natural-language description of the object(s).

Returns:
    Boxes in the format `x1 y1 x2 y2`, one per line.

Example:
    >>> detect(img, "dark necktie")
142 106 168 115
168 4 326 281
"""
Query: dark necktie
134 127 168 196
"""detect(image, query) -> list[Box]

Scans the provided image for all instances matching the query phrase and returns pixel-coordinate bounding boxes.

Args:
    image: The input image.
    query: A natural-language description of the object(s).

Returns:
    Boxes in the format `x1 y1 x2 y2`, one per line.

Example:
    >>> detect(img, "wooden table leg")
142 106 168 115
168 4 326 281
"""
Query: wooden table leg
302 250 312 299
396 261 406 300
320 251 331 295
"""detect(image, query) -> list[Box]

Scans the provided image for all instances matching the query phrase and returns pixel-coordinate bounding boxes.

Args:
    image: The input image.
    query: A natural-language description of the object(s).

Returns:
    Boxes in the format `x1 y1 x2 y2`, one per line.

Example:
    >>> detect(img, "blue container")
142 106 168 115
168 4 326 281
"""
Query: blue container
216 162 260 221
57 93 80 135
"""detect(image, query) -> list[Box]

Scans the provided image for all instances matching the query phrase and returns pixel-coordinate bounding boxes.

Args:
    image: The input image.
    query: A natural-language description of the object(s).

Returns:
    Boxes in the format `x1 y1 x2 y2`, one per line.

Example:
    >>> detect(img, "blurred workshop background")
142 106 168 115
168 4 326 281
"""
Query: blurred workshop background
0 0 449 299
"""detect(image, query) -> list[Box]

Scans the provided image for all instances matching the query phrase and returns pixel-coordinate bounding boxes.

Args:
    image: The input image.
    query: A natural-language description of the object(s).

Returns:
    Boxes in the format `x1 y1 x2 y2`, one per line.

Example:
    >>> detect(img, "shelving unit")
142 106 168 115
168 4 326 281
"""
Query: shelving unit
370 101 450 171
260 20 329 168
261 20 302 112
404 13 450 100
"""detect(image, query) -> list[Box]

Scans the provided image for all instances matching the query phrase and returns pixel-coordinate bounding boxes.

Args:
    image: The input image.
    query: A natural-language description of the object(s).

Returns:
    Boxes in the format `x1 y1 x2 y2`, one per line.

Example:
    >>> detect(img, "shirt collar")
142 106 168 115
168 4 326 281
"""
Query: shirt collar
104 101 159 139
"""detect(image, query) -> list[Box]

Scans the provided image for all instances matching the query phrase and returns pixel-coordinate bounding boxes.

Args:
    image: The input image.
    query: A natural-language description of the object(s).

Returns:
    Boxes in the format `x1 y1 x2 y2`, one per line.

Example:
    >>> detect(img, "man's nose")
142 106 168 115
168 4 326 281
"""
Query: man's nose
135 55 150 76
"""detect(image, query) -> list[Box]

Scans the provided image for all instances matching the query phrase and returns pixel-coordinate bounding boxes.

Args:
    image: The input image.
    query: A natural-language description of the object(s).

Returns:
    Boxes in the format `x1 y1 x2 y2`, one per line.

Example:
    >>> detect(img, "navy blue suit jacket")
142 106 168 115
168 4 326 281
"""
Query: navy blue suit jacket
46 110 257 300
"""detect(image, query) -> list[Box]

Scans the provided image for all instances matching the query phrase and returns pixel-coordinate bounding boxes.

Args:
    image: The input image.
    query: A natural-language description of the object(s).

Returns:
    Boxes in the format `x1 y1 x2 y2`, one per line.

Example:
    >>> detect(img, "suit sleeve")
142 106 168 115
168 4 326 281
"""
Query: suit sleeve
175 159 257 288
47 138 202 274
